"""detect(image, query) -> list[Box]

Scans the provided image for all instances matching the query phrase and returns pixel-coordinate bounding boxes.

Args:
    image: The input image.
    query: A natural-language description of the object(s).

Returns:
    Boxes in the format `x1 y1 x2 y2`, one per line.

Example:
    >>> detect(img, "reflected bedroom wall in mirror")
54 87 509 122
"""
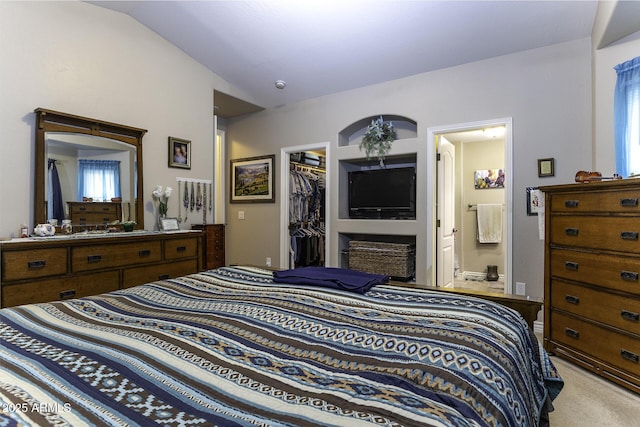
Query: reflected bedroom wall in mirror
34 108 147 230
45 133 138 223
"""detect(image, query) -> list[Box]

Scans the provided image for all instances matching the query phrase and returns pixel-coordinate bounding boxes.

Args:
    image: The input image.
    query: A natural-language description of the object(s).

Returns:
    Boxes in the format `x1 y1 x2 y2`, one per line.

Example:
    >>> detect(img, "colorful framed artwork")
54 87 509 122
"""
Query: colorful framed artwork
474 169 505 189
230 154 276 203
526 186 541 216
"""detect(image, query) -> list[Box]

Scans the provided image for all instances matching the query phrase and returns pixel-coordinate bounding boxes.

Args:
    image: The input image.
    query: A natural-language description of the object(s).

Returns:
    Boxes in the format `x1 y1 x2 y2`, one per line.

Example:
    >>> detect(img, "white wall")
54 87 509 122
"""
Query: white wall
594 32 640 173
0 1 230 236
458 138 505 277
226 38 593 300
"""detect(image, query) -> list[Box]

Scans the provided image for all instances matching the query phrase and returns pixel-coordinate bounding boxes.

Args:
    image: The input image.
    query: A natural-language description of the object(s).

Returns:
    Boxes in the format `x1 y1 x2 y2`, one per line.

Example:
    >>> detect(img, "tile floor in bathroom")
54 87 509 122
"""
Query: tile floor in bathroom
453 277 505 293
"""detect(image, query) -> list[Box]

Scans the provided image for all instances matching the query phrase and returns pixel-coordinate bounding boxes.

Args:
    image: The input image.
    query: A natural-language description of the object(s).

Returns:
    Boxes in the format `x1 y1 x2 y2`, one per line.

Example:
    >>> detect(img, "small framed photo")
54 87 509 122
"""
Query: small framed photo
538 158 554 177
526 187 541 216
160 217 180 231
230 154 276 203
168 137 191 169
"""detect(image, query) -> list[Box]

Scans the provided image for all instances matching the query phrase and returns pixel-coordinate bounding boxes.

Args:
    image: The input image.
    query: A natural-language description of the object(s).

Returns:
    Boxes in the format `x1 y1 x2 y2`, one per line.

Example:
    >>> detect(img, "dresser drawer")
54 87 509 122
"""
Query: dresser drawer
1 270 119 307
72 241 162 272
2 248 68 281
551 248 640 295
551 311 640 377
164 237 198 260
551 279 640 333
551 216 640 253
550 190 640 213
122 259 198 288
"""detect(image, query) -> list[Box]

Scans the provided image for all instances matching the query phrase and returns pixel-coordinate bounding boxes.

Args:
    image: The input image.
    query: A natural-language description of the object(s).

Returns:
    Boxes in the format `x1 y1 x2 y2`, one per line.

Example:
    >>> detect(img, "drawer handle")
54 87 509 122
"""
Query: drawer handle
59 289 76 299
27 260 46 269
565 295 580 305
621 270 639 281
138 249 151 257
102 207 111 211
565 228 579 236
79 207 87 211
87 255 102 263
158 274 170 280
565 261 579 271
621 231 639 240
564 328 580 339
621 310 640 322
621 349 639 363
176 246 187 252
564 200 579 208
621 198 639 207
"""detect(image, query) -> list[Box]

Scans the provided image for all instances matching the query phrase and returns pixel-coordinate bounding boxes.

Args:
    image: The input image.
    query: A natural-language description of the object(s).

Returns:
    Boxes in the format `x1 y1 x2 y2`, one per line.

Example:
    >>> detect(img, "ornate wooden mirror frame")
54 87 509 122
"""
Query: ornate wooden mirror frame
34 108 147 229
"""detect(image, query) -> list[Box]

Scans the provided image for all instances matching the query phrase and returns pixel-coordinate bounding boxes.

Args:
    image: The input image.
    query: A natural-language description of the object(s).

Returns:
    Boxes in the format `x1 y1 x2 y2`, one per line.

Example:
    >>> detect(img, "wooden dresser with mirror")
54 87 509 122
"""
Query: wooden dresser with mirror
0 108 204 308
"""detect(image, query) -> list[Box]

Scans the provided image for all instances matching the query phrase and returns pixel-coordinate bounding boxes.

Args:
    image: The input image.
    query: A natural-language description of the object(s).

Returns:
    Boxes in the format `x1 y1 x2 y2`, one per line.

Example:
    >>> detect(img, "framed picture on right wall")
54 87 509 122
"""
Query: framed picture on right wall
537 158 554 177
526 186 541 215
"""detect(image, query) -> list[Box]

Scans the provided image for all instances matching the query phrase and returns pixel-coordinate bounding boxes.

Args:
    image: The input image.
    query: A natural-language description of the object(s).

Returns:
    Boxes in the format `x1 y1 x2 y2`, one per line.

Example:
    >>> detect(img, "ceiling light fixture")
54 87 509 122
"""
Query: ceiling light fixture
275 80 286 89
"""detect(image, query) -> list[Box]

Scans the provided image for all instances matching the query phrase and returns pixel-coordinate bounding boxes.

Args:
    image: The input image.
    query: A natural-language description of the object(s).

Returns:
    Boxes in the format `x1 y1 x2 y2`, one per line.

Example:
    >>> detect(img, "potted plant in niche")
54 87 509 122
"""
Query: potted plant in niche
359 116 396 167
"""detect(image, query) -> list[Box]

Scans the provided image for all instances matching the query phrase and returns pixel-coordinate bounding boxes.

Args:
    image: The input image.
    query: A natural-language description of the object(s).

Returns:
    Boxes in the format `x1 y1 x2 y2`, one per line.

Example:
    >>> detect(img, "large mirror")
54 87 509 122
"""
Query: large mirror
34 108 147 229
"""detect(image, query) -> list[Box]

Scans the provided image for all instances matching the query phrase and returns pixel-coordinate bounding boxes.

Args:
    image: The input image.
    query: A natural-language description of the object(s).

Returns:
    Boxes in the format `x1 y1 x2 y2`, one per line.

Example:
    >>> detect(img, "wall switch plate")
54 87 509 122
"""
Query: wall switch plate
238 211 245 220
515 282 526 296
266 257 272 267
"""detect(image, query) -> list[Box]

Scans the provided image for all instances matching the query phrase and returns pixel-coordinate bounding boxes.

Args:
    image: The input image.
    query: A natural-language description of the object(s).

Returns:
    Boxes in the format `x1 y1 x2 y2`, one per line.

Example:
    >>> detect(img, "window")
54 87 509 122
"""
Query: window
614 56 640 177
78 160 121 201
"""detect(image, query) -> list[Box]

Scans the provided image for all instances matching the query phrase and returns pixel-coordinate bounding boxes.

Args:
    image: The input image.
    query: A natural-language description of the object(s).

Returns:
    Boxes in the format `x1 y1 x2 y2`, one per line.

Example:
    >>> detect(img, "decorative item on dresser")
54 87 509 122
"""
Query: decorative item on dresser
541 179 640 394
0 231 202 308
191 224 225 270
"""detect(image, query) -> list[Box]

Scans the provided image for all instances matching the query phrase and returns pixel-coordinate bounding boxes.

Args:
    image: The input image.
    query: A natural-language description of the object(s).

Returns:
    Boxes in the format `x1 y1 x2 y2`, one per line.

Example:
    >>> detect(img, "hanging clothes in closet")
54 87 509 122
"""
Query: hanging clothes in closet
289 157 325 268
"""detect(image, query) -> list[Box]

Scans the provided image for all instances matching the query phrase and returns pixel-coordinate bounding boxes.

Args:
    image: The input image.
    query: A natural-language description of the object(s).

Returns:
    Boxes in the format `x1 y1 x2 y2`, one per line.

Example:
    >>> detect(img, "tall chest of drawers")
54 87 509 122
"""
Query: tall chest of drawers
191 224 225 270
541 180 640 393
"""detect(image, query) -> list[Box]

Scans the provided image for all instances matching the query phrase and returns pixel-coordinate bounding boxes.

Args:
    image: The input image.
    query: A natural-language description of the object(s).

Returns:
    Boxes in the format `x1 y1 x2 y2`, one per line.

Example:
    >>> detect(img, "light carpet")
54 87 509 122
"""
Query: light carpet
547 354 640 426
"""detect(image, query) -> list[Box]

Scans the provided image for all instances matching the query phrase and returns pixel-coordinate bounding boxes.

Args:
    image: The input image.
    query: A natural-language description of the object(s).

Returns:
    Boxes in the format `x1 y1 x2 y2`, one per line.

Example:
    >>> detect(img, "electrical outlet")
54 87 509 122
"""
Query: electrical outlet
266 257 272 267
238 211 245 220
515 282 526 296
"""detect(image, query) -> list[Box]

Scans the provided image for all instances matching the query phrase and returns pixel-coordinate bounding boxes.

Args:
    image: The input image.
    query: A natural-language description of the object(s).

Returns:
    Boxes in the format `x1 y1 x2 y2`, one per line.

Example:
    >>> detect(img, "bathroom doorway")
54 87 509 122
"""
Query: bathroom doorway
431 118 512 294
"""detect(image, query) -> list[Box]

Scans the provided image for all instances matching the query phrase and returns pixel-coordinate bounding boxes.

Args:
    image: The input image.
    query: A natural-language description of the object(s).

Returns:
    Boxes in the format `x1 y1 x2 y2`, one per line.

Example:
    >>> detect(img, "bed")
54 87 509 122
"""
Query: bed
0 266 563 426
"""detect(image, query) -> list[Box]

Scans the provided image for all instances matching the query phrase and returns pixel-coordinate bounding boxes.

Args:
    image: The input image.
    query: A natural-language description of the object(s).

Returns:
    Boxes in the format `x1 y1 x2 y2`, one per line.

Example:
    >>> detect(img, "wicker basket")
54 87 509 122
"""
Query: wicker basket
348 240 415 280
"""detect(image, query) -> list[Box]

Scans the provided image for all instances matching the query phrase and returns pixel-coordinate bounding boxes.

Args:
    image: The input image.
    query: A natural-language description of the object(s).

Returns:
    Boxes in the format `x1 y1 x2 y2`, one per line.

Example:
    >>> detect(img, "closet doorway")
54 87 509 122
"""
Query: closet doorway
430 118 512 293
279 142 330 270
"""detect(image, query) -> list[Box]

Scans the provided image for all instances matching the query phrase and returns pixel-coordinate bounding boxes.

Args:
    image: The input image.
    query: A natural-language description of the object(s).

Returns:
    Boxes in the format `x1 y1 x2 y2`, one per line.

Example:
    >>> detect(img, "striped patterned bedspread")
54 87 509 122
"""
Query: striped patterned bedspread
0 266 562 426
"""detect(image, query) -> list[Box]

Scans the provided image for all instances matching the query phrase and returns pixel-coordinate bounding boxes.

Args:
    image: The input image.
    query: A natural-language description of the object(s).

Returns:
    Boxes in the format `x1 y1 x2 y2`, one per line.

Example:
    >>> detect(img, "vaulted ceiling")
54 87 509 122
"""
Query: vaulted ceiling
89 1 640 118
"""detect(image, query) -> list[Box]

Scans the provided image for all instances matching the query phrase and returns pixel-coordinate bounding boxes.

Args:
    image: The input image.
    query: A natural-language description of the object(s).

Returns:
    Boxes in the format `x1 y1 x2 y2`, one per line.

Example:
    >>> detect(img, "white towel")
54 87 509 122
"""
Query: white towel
477 204 502 243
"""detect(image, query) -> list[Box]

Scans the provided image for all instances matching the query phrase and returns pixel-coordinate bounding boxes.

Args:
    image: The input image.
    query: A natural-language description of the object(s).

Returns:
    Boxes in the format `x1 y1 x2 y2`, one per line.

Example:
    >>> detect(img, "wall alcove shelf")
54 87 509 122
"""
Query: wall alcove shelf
337 114 418 147
330 114 428 284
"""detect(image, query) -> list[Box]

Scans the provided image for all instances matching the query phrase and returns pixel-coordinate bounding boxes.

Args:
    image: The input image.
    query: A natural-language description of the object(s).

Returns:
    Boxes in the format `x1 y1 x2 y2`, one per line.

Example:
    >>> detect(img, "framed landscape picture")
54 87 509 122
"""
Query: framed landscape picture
230 154 275 203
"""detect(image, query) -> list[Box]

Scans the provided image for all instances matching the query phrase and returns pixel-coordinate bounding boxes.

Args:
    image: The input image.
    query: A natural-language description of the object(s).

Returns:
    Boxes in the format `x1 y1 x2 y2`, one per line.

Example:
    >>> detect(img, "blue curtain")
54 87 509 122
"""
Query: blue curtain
47 159 65 222
78 160 121 201
614 56 640 178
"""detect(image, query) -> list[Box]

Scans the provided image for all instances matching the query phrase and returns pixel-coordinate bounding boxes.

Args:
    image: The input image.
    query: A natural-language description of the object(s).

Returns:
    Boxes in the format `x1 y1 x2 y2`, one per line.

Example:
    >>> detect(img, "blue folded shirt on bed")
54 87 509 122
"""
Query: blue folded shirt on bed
273 267 389 294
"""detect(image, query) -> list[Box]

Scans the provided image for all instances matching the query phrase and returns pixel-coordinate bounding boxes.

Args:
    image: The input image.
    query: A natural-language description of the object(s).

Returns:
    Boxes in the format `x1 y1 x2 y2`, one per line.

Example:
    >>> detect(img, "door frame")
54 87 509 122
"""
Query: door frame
279 141 331 269
427 117 513 293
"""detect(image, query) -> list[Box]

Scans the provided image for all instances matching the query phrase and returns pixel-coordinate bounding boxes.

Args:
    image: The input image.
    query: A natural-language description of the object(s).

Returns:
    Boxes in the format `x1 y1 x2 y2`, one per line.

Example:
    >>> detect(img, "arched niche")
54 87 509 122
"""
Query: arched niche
338 115 418 147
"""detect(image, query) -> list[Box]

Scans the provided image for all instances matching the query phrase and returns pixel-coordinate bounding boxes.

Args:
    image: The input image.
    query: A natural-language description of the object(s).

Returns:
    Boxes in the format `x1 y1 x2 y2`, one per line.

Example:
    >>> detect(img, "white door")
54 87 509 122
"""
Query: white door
437 136 455 287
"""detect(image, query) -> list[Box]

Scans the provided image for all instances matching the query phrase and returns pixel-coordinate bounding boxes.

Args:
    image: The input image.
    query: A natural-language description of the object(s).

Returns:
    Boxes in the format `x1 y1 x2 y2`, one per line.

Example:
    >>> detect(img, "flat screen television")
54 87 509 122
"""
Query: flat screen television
349 167 416 219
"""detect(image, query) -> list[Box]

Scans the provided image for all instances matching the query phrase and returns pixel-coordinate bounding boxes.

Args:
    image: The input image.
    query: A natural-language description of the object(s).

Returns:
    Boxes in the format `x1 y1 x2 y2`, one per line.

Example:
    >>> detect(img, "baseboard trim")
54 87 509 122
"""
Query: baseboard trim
533 320 543 334
462 270 505 282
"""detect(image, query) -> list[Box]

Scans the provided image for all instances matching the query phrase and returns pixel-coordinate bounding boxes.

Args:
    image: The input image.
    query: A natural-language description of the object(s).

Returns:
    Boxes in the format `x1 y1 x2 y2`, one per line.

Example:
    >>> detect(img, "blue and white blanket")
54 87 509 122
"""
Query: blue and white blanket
0 266 562 426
